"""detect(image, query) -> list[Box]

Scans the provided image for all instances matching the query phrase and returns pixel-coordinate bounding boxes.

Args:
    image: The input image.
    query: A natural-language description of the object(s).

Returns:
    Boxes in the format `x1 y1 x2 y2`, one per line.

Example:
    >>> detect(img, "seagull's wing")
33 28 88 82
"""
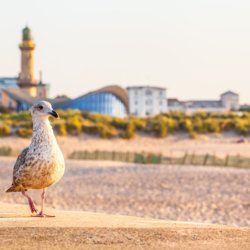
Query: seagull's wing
6 147 29 192
13 147 29 174
12 147 31 185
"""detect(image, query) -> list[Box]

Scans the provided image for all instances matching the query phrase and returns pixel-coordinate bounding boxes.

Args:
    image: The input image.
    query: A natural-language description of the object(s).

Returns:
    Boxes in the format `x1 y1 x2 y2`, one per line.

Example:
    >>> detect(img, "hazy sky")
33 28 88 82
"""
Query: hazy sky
0 0 250 102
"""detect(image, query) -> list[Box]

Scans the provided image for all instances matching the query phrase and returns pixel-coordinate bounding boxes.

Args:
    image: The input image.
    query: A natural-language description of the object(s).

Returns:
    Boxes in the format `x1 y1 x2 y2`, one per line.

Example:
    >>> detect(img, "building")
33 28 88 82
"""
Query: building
18 26 48 98
0 26 49 111
127 86 167 117
0 77 18 89
167 98 185 112
220 91 240 111
168 91 240 113
54 85 128 117
0 88 37 111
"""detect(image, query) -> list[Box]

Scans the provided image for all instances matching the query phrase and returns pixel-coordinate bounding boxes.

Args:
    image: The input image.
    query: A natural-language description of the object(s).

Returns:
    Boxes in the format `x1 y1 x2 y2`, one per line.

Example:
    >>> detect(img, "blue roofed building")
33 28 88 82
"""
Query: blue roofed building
53 85 128 117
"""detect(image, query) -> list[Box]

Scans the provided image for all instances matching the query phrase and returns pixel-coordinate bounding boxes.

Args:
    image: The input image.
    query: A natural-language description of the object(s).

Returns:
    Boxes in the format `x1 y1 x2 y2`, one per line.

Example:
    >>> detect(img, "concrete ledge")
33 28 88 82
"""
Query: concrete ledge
0 203 249 250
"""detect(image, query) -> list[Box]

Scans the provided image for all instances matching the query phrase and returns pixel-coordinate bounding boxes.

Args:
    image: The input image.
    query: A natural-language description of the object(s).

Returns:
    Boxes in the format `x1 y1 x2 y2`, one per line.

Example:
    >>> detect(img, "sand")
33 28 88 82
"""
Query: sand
1 158 249 227
0 203 249 250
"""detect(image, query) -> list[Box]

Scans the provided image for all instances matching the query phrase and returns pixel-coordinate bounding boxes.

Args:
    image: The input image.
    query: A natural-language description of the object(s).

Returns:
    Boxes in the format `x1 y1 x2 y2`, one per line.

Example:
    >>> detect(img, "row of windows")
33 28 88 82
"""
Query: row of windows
59 92 127 117
132 110 165 116
134 100 164 106
133 89 165 97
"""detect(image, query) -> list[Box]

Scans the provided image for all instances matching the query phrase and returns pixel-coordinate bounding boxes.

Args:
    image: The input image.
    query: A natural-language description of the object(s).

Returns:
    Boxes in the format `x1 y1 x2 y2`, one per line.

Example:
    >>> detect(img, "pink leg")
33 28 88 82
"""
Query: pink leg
37 189 46 217
21 190 37 214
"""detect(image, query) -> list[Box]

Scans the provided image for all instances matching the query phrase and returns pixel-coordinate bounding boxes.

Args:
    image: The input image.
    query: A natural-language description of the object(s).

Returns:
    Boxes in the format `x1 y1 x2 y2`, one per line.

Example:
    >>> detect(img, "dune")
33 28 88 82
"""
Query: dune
0 203 249 250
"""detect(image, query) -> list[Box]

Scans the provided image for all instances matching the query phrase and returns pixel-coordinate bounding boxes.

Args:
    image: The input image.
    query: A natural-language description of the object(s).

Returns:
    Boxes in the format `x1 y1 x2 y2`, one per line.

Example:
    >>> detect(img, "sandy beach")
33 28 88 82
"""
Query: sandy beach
0 158 249 227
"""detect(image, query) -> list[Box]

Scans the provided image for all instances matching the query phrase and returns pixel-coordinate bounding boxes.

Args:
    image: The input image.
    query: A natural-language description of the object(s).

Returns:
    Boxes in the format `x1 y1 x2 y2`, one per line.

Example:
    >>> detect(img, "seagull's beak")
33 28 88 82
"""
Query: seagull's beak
49 110 59 118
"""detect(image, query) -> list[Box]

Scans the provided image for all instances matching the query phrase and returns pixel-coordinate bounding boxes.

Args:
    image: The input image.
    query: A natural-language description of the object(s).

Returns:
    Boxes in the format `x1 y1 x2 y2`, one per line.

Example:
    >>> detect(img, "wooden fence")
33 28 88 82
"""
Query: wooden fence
69 150 250 168
0 145 249 168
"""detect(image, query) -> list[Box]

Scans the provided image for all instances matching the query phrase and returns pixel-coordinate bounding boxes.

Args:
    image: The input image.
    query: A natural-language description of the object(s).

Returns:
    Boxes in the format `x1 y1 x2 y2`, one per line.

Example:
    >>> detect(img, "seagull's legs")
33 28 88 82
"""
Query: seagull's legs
21 190 37 214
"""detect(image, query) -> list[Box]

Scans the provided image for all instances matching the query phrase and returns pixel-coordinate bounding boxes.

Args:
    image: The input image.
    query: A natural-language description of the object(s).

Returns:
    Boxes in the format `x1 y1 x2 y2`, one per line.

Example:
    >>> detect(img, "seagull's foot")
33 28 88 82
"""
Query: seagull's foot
33 211 55 218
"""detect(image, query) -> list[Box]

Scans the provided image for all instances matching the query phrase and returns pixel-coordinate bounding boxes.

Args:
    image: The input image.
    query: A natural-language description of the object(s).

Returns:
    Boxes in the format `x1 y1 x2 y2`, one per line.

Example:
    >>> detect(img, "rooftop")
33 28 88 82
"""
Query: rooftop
221 90 239 96
127 86 166 91
2 88 38 105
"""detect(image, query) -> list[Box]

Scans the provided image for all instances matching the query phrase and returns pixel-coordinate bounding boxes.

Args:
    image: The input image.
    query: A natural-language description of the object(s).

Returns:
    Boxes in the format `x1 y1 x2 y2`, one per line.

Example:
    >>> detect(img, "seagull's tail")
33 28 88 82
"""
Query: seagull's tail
6 185 23 192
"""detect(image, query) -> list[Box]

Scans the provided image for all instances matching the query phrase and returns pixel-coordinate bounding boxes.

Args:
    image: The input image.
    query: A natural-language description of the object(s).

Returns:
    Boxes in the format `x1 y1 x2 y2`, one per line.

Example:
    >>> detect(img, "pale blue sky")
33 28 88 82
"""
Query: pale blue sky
0 0 250 102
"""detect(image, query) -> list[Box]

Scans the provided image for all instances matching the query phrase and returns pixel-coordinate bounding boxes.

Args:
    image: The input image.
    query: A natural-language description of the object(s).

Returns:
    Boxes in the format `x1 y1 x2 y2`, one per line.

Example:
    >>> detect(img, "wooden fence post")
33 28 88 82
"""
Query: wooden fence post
225 155 229 166
191 152 195 165
182 152 187 165
203 154 208 166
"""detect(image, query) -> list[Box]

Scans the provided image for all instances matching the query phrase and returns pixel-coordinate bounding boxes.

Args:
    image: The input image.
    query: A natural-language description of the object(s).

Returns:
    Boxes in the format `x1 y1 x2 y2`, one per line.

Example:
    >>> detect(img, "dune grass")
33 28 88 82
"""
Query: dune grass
1 110 250 139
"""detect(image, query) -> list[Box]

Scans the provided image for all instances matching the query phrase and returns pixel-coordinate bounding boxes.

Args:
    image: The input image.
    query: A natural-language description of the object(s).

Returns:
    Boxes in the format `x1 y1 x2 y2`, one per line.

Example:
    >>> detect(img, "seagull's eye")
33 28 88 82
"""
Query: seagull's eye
38 105 43 110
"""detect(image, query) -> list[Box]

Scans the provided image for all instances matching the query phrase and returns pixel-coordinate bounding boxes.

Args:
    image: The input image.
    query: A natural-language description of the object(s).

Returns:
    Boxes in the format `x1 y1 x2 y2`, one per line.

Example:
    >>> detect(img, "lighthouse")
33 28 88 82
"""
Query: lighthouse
18 26 47 98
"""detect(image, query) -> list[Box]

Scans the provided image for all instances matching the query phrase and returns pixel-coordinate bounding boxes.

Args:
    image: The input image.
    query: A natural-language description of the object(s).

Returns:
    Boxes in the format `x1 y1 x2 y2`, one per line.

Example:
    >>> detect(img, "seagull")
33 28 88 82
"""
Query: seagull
6 101 65 217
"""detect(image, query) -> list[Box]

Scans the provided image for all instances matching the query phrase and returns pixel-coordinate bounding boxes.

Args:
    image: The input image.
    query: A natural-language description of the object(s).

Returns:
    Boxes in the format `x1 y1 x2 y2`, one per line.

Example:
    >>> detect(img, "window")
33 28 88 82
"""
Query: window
145 99 152 105
64 92 127 117
145 89 152 96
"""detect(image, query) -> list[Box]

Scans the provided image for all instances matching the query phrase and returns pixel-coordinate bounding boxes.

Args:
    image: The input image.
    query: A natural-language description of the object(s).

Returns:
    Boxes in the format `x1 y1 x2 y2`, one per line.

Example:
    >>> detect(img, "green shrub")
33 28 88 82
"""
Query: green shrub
193 117 205 133
1 109 250 139
2 119 13 126
162 117 176 132
8 112 30 121
82 124 99 135
170 111 186 120
66 116 82 135
122 121 135 139
193 111 209 119
157 121 168 138
183 119 193 132
153 117 168 138
97 123 118 138
82 112 112 124
234 118 250 135
111 117 128 129
58 109 81 119
242 112 250 119
132 118 147 131
55 123 67 136
0 125 12 136
204 118 221 133
16 128 32 137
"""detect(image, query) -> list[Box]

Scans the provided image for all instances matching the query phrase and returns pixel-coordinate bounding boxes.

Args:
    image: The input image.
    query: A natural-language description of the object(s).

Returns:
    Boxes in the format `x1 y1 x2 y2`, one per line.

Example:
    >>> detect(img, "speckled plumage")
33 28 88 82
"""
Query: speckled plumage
6 102 65 193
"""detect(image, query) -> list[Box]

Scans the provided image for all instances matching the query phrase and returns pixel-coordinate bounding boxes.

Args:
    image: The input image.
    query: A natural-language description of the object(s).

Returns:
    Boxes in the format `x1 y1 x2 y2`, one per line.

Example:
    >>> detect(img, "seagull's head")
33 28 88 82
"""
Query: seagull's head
31 101 59 119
